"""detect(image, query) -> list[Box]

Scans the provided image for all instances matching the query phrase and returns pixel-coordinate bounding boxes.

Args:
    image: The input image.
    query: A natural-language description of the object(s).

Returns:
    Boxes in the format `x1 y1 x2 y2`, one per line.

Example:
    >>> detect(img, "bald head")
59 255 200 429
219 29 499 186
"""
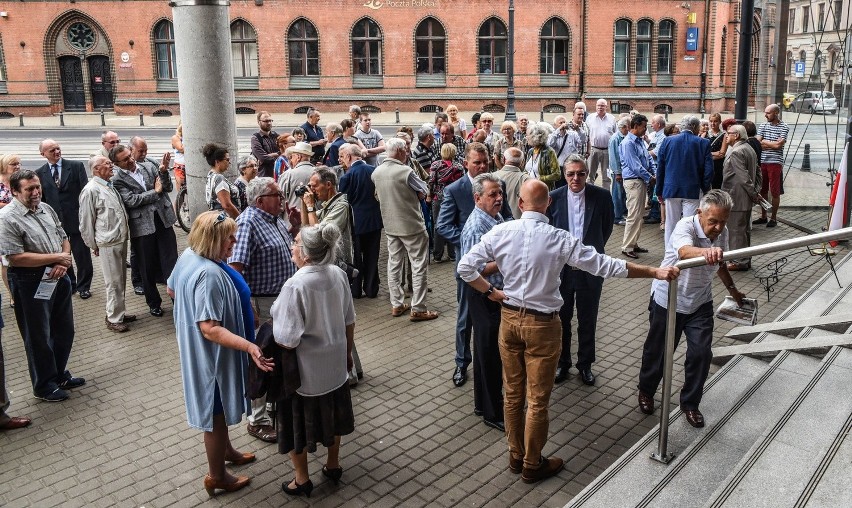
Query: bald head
518 179 551 213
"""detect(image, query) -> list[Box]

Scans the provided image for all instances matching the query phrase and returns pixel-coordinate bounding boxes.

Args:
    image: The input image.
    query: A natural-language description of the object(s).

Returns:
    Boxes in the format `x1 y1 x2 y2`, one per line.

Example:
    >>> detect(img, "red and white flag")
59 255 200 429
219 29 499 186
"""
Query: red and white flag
828 142 849 247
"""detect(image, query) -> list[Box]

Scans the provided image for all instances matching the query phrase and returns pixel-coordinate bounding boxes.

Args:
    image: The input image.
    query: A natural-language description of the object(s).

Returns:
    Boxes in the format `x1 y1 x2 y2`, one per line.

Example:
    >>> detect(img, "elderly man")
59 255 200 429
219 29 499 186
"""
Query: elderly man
638 190 744 428
459 179 679 483
371 137 438 322
493 147 531 219
439 123 466 165
754 104 789 227
609 118 630 225
656 115 713 244
348 104 361 121
619 114 656 259
568 107 590 158
339 143 383 299
279 141 316 211
548 112 584 171
355 113 386 166
324 122 345 169
79 156 134 333
461 173 507 432
92 130 120 158
35 139 93 299
548 154 614 385
228 177 297 443
128 136 162 293
300 108 326 164
586 99 617 190
110 144 177 317
0 169 85 402
721 125 760 271
412 125 439 170
251 111 279 178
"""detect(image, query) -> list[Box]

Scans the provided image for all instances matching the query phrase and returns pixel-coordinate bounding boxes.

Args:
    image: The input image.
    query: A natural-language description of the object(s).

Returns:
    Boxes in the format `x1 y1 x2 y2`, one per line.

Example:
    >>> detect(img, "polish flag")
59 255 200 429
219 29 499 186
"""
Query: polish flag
828 143 849 247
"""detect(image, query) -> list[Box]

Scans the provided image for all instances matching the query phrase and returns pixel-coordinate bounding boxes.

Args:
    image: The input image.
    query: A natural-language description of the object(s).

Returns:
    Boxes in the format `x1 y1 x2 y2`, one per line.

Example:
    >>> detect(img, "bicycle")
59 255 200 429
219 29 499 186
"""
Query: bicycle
174 179 191 233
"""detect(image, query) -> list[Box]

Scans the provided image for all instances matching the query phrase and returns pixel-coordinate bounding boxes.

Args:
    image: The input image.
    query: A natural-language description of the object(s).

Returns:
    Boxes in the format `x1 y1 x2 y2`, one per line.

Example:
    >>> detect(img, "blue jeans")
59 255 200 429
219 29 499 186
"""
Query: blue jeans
612 178 628 221
454 248 472 369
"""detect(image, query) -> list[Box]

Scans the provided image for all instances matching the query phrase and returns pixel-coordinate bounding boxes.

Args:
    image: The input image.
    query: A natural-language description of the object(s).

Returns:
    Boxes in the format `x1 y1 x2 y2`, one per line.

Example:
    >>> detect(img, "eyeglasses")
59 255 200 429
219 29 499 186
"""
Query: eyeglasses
258 192 283 199
565 171 588 178
726 131 738 135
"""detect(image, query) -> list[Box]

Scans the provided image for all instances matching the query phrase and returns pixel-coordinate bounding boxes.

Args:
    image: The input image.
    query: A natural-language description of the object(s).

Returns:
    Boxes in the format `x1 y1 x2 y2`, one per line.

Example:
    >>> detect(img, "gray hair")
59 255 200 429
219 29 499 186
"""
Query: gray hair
313 166 338 188
237 155 258 173
246 177 275 205
472 173 502 196
385 137 408 158
417 125 434 142
651 114 666 128
339 143 361 160
728 124 747 141
699 189 734 213
89 155 109 172
680 115 701 133
526 122 554 147
298 223 342 266
503 147 524 167
563 153 588 170
574 102 587 111
326 123 343 136
349 105 361 116
129 135 145 148
617 117 630 129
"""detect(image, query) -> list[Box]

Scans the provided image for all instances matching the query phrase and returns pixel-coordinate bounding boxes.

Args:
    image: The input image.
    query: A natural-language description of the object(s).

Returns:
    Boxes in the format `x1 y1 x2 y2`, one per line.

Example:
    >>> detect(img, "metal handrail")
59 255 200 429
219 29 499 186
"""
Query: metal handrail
651 226 852 464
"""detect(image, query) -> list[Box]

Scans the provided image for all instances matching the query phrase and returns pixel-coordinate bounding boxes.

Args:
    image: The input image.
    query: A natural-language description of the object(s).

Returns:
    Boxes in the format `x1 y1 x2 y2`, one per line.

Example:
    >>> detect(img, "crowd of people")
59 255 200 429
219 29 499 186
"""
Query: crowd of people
0 101 785 494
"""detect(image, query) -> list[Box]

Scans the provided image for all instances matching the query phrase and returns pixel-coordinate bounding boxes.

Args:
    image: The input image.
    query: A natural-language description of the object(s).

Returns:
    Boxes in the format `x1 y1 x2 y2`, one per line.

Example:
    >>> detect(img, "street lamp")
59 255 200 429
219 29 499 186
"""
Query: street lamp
505 0 517 120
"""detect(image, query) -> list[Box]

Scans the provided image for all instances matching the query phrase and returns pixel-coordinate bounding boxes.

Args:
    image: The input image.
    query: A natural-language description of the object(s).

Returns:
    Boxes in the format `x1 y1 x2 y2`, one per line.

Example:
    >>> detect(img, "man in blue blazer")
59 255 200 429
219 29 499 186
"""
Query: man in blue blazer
35 139 93 298
437 142 512 388
547 155 614 386
339 143 383 298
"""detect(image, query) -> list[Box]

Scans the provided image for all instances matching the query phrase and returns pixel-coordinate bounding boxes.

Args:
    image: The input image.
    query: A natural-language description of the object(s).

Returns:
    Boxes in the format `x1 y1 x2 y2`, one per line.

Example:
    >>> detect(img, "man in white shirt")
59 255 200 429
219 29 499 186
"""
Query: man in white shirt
458 179 678 484
586 99 617 191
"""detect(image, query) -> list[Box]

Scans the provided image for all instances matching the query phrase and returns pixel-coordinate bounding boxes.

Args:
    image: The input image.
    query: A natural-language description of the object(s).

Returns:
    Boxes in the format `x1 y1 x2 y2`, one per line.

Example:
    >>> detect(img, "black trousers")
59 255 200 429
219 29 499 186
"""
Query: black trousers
468 291 503 422
558 269 603 370
352 229 381 298
638 297 714 411
67 231 93 293
131 216 178 309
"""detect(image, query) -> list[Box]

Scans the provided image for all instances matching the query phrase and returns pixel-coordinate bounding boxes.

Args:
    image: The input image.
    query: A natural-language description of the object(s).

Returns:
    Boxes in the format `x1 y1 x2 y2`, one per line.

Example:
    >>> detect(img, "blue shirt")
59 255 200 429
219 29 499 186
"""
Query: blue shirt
608 131 625 174
619 132 656 183
218 261 255 342
460 206 505 289
228 206 297 296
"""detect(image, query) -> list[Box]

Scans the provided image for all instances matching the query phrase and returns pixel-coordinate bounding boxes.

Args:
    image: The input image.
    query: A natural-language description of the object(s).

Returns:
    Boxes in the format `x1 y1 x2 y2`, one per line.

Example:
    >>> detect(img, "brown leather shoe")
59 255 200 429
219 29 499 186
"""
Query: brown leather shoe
246 423 277 443
638 391 655 415
203 474 250 496
521 457 564 484
0 416 32 430
684 409 705 428
508 456 523 474
226 452 256 465
391 304 411 317
121 314 138 323
105 318 129 333
410 310 439 322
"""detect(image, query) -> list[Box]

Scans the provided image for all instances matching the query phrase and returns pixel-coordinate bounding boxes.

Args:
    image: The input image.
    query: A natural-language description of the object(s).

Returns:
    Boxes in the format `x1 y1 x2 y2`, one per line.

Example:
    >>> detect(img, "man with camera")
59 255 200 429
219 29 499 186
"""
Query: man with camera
279 141 317 211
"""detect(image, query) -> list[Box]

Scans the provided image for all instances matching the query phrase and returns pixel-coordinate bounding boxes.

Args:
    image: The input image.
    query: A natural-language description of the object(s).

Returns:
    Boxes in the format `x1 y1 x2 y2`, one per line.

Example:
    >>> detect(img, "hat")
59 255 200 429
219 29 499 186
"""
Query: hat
289 141 314 156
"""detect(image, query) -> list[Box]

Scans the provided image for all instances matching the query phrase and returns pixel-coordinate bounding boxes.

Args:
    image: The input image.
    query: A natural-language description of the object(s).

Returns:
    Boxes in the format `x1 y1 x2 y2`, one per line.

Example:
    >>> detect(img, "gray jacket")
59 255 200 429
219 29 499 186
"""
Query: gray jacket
112 163 176 238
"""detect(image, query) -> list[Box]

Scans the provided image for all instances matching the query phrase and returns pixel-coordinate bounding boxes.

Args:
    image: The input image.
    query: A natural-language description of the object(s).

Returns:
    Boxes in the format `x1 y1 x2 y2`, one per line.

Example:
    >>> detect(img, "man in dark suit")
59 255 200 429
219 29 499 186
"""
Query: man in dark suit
437 142 512 389
36 139 94 299
110 144 178 317
339 143 383 299
548 154 614 386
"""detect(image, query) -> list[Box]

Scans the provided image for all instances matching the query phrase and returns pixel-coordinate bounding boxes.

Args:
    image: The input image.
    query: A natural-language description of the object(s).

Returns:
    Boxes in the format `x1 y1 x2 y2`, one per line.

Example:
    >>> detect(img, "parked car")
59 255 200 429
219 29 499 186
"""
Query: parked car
789 91 838 114
782 93 796 110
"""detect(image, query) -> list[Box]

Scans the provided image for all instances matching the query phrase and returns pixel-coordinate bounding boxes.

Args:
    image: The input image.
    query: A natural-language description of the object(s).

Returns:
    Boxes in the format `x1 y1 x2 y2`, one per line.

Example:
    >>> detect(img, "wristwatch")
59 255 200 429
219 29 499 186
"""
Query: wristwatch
485 284 495 295
306 206 315 213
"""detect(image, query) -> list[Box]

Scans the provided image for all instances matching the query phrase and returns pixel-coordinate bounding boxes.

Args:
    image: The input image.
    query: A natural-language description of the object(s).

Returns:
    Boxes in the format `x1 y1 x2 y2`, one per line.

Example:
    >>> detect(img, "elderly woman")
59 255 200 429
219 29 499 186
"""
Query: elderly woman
698 118 710 138
721 124 760 271
429 143 464 262
0 154 22 307
493 121 521 170
446 104 467 139
524 122 561 190
273 134 295 181
203 143 240 219
271 223 356 498
235 156 259 212
167 211 274 497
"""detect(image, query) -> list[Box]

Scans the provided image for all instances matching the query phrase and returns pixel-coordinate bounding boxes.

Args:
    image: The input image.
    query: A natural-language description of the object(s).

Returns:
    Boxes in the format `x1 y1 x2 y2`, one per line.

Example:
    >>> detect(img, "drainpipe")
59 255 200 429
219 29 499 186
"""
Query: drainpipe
579 0 587 97
699 0 711 114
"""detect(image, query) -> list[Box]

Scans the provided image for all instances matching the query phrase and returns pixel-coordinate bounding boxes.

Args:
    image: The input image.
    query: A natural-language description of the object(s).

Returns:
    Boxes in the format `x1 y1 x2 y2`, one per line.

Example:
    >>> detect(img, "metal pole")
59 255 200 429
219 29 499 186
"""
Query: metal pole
735 0 756 122
845 113 851 225
651 280 678 464
505 0 517 121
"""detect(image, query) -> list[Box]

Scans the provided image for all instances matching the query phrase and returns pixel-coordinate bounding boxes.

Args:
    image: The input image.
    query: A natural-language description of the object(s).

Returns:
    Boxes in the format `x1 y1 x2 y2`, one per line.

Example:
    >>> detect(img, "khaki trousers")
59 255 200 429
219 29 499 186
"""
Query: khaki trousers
622 179 647 252
100 241 128 324
588 147 612 191
386 232 430 312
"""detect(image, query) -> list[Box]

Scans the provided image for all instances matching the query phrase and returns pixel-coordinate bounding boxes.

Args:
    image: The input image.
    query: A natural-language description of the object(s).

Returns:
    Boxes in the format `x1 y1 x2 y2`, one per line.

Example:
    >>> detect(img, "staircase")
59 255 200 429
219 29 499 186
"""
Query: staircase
566 251 852 508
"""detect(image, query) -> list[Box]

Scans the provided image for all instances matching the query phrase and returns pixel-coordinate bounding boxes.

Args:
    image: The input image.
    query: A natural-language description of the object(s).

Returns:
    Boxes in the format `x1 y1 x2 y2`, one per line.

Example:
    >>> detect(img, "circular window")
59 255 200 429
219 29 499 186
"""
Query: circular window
67 22 96 51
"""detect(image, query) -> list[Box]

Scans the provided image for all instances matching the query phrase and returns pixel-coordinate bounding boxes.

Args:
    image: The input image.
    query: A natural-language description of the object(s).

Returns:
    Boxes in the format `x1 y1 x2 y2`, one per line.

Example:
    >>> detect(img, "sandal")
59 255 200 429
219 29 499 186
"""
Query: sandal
410 310 439 322
391 304 411 317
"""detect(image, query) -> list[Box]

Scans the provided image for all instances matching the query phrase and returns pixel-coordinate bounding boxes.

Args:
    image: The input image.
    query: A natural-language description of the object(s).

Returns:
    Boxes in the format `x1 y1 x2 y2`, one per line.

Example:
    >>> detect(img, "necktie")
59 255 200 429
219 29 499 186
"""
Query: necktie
51 164 60 186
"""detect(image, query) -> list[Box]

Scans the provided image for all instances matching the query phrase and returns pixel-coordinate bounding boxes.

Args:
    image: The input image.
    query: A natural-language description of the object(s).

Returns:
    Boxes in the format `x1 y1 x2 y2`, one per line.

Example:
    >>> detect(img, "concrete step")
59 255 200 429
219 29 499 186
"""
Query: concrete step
800 394 852 507
702 347 852 508
779 251 852 322
564 355 770 508
636 351 823 508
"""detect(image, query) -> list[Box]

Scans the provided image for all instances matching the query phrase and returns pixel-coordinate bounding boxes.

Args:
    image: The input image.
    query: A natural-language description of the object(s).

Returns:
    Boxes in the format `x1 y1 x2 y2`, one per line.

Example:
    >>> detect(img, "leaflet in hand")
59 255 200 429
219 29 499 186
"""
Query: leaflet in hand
715 296 759 326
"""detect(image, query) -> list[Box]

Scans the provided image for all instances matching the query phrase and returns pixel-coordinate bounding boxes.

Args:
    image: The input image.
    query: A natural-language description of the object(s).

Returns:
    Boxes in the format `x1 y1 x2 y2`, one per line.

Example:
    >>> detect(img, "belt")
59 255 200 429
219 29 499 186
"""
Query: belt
623 177 641 180
8 266 51 275
501 303 558 318
592 146 608 150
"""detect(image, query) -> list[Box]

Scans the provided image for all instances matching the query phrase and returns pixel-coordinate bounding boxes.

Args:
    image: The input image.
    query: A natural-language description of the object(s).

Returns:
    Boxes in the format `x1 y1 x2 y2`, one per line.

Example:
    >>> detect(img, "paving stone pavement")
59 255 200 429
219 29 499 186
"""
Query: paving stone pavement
0 206 840 507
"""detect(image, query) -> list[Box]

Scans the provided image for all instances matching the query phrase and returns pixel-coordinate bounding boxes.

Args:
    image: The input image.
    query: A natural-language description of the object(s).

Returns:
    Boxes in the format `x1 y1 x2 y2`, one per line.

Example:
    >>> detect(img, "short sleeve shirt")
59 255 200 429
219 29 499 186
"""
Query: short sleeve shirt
355 129 384 165
0 199 67 257
756 121 789 165
206 170 239 210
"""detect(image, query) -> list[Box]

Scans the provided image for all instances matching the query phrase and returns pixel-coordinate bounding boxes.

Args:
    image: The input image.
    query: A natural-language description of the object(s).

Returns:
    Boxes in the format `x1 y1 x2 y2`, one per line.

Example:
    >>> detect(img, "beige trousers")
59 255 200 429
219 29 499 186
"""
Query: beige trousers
622 179 647 252
100 241 128 324
386 232 430 312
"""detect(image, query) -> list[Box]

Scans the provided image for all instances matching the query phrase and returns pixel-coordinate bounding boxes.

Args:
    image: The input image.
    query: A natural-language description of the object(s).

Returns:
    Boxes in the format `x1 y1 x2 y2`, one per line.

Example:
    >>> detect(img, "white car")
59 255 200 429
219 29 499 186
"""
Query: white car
790 91 838 114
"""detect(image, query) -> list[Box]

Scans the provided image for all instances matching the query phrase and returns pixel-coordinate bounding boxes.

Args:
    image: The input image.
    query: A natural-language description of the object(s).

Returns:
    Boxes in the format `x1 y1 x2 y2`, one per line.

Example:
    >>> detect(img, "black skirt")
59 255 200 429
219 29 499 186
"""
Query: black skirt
277 381 355 455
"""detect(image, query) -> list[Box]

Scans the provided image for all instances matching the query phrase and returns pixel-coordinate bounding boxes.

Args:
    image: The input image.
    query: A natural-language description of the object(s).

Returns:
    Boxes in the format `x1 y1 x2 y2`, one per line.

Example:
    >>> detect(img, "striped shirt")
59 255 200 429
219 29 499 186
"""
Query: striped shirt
756 121 788 165
228 205 297 296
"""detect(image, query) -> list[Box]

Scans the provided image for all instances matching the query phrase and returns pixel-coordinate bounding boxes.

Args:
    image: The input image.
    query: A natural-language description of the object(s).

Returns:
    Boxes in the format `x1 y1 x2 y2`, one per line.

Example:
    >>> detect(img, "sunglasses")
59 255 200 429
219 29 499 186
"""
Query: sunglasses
214 212 227 224
565 171 588 178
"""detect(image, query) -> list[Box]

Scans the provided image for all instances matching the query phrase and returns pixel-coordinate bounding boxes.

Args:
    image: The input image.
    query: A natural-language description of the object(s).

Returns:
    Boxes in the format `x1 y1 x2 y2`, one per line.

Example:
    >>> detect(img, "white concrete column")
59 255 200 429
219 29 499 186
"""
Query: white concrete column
170 0 239 221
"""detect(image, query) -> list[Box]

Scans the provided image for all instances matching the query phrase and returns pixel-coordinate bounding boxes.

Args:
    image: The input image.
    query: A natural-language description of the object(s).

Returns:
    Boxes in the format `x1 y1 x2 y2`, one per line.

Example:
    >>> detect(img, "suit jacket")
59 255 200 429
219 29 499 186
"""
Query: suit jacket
656 131 713 199
547 184 614 285
111 163 176 238
436 175 512 248
721 142 759 212
339 160 383 235
36 158 88 234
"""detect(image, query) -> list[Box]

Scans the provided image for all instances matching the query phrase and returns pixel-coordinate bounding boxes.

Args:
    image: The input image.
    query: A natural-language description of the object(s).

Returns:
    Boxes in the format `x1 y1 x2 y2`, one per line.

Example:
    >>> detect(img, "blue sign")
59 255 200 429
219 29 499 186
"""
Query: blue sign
795 61 806 78
686 28 699 51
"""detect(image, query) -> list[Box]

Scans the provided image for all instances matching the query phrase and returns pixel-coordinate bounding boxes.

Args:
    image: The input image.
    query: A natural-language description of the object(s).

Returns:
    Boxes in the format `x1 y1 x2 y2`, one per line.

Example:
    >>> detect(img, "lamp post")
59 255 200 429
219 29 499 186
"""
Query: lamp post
505 0 517 120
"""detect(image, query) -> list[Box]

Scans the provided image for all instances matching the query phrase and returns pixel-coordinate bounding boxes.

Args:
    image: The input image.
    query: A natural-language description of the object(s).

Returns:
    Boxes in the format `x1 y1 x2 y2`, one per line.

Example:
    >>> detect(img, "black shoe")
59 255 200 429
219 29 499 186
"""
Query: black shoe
282 479 313 498
452 366 467 387
35 388 69 402
579 368 596 386
134 286 145 295
474 408 484 417
643 217 661 224
633 246 649 253
554 365 569 384
322 465 343 485
752 217 768 225
484 419 506 432
58 377 86 389
79 290 91 300
149 307 164 317
767 220 777 228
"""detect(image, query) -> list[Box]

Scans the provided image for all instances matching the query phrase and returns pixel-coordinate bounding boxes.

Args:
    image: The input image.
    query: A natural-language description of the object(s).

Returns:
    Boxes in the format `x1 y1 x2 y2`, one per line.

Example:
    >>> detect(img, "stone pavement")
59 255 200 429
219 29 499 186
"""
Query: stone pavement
0 207 840 507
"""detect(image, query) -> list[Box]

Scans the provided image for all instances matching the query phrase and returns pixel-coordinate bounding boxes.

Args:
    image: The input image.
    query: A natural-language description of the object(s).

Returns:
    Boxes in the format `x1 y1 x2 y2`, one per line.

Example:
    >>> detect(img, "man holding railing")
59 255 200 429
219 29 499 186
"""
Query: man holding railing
637 189 746 428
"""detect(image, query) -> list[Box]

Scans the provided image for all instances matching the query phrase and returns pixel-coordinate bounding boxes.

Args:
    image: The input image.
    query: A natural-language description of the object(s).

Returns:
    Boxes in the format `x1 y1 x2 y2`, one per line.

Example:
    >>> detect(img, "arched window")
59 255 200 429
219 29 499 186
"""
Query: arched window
812 50 822 76
288 19 319 76
787 51 794 74
540 18 570 74
415 18 446 74
636 19 653 74
658 20 674 75
613 19 630 74
352 18 382 76
231 20 258 78
153 20 177 80
478 17 507 74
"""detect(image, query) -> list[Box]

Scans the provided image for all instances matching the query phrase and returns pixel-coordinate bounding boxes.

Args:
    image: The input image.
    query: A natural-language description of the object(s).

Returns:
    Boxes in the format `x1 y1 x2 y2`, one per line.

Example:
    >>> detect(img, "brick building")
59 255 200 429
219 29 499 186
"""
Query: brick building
0 0 778 118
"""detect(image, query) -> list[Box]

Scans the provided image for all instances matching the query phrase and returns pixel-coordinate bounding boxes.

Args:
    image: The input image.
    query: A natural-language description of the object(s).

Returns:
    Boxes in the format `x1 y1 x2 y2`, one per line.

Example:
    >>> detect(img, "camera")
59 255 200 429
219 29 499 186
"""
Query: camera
294 184 308 197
